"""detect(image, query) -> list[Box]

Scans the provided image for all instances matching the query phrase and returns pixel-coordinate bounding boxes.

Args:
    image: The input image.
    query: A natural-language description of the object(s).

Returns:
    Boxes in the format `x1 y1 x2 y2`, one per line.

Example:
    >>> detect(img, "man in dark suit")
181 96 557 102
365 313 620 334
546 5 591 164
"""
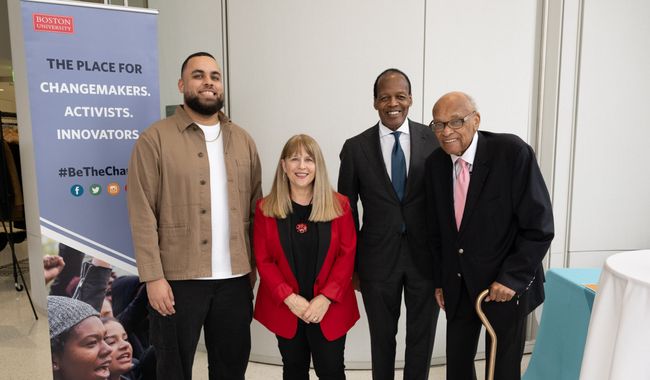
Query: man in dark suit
338 69 440 380
424 92 554 380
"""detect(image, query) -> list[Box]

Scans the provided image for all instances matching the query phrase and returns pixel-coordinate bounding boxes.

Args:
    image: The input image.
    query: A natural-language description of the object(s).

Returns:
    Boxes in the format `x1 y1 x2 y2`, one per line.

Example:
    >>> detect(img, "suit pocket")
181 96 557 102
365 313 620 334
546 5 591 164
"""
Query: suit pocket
359 227 386 248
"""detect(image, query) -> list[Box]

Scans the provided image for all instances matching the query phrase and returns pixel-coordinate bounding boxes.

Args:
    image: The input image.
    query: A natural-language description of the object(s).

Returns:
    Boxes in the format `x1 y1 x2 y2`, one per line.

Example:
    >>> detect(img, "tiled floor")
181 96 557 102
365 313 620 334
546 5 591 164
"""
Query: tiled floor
0 267 52 380
0 265 528 380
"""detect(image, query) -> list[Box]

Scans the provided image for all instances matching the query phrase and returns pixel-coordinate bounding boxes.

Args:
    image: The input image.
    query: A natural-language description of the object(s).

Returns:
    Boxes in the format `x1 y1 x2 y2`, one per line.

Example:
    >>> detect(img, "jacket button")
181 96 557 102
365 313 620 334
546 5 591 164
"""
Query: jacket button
200 180 206 185
457 273 462 278
458 248 464 255
200 209 207 214
202 239 208 245
198 152 204 158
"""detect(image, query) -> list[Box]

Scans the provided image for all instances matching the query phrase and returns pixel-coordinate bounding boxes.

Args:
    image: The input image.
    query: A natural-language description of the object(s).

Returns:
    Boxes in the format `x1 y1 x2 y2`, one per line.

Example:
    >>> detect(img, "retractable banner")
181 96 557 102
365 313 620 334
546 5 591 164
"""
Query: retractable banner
21 0 159 273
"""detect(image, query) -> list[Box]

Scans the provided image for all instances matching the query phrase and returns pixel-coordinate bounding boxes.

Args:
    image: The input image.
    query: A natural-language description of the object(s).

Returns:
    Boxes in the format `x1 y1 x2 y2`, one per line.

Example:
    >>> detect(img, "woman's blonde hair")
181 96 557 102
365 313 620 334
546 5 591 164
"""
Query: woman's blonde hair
261 134 342 221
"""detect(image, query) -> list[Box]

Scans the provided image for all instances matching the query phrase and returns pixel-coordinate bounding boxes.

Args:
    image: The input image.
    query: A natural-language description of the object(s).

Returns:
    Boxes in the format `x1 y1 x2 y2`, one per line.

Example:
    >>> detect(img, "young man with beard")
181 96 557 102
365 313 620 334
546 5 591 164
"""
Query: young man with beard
127 52 262 379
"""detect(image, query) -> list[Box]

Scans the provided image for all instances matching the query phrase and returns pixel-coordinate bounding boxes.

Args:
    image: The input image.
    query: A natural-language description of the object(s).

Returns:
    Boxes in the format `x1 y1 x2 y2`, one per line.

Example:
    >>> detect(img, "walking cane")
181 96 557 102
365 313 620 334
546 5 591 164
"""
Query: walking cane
476 289 496 380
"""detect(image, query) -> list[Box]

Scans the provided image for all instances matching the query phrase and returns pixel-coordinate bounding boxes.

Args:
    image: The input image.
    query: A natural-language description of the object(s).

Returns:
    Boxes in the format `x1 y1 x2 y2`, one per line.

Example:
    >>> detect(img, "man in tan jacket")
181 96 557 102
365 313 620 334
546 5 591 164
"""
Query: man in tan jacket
127 52 262 380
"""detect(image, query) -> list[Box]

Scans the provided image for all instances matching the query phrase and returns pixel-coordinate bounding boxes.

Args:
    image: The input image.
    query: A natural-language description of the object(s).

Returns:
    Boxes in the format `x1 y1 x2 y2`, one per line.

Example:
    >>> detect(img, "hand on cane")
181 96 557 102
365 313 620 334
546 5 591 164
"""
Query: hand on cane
484 281 515 302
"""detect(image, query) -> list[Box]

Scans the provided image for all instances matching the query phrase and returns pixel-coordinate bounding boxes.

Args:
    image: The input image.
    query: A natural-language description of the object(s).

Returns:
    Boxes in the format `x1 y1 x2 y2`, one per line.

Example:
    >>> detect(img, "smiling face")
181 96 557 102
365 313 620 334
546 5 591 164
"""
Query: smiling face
103 320 133 378
281 147 316 193
178 55 224 117
432 92 480 156
374 72 413 131
53 317 112 380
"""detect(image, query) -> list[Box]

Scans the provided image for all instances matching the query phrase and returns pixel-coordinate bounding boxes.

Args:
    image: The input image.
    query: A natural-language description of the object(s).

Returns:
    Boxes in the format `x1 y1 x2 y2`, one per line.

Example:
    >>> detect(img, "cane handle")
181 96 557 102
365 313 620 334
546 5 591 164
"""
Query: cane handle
476 289 496 380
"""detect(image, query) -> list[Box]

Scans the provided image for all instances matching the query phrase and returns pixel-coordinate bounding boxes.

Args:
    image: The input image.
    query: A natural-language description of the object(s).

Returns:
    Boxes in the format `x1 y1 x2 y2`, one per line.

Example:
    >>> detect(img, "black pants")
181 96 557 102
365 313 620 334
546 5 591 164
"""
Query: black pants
360 238 439 380
445 282 526 380
276 322 346 380
149 276 253 380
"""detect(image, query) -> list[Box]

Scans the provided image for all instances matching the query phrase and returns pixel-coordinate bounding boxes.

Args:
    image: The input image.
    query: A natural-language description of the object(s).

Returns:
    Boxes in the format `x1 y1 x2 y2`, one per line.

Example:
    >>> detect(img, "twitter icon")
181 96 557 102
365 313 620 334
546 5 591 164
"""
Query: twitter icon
90 184 102 196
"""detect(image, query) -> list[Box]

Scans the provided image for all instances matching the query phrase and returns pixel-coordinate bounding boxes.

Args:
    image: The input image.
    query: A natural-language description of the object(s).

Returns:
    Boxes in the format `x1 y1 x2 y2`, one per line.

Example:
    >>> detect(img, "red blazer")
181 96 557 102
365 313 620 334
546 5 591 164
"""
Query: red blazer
253 193 359 341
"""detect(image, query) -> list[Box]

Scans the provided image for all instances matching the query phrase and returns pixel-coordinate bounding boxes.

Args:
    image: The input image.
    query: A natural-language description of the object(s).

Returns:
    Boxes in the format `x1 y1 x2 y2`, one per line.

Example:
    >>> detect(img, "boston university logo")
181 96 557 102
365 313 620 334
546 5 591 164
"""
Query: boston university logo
33 13 74 34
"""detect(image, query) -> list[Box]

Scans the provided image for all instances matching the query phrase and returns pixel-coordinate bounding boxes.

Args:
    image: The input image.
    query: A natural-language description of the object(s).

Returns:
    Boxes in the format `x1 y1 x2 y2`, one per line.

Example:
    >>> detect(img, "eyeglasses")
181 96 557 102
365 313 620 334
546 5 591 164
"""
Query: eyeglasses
429 111 476 133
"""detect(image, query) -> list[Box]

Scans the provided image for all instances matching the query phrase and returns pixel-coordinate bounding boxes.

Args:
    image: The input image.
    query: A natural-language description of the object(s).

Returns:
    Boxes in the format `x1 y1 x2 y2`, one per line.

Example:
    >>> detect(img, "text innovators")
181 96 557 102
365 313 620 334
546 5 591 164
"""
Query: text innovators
57 129 140 140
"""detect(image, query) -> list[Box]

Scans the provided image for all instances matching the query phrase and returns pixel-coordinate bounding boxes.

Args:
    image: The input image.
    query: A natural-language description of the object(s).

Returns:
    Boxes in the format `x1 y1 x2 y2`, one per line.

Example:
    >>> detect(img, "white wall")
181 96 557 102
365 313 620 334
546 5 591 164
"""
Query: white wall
227 0 427 192
546 0 650 269
423 0 539 140
147 0 226 117
569 0 650 254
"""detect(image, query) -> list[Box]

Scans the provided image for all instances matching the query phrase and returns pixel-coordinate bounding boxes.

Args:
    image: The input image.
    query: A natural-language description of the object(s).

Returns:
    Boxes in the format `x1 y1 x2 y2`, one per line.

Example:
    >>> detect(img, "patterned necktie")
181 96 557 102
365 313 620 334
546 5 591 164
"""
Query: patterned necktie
454 158 469 230
391 132 407 201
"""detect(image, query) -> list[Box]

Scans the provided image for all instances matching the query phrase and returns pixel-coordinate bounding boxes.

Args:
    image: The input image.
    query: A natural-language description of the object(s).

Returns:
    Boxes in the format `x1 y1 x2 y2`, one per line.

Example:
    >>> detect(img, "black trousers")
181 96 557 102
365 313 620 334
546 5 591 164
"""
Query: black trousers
276 322 346 380
360 238 439 380
445 281 526 380
148 276 253 380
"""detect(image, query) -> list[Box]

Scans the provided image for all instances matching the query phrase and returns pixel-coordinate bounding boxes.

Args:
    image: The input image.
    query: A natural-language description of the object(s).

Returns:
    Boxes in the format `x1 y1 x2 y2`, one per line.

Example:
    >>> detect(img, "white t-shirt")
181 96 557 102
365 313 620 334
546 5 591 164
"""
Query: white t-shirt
196 122 240 279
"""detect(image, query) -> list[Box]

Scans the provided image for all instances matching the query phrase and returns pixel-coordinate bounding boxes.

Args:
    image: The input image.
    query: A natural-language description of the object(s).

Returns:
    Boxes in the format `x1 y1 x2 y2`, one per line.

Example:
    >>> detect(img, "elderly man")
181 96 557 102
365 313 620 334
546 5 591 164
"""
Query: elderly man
127 52 262 379
424 92 554 380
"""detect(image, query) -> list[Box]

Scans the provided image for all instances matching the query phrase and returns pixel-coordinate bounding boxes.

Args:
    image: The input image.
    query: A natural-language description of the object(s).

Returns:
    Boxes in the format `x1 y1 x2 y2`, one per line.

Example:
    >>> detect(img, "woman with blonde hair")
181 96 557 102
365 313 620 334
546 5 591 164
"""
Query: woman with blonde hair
254 134 359 380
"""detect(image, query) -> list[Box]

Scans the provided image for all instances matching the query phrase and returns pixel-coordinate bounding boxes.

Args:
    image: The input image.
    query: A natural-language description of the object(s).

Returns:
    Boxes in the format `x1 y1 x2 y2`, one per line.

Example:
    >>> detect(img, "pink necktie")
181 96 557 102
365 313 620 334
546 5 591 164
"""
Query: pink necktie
454 159 469 230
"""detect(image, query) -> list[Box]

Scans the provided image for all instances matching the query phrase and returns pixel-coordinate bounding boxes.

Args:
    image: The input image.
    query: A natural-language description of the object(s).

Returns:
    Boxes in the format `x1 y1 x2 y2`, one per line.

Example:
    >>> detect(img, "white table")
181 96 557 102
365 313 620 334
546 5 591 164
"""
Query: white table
579 250 650 380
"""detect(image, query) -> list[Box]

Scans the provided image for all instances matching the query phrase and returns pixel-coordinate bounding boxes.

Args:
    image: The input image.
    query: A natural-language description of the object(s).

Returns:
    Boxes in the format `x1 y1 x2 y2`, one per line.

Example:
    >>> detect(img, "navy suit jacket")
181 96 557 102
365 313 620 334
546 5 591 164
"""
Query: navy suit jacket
424 131 554 323
338 120 439 281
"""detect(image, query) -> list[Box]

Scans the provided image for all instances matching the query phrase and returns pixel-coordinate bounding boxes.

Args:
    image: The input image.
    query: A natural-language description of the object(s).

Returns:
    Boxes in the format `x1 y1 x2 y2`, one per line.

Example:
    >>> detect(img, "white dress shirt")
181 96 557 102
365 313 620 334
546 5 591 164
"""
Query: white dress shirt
379 119 411 180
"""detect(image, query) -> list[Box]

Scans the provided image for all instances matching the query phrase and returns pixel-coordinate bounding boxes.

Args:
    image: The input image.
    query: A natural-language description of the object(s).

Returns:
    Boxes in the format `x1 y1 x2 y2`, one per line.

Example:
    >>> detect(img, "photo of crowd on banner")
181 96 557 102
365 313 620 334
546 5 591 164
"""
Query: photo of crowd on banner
44 242 155 380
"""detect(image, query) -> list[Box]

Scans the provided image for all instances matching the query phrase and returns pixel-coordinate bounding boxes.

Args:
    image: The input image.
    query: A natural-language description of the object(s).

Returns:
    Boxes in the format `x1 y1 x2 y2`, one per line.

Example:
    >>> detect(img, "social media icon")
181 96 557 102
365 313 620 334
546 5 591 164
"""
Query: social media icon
107 182 120 196
70 184 84 197
89 184 102 195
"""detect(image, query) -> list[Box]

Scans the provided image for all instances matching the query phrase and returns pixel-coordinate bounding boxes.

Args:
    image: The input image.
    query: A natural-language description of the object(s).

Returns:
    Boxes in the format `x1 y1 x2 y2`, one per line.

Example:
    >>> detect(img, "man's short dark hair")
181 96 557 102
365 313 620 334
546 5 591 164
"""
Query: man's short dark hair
373 68 412 99
180 52 216 76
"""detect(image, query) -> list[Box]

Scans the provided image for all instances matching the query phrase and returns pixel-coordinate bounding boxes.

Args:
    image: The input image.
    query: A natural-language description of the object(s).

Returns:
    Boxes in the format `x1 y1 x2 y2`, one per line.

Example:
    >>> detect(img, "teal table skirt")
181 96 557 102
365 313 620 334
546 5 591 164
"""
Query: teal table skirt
523 268 601 380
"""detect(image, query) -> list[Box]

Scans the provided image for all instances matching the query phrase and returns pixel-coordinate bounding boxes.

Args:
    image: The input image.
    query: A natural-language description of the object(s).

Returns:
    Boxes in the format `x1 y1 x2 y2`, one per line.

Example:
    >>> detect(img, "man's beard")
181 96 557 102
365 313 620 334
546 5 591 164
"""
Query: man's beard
184 93 224 117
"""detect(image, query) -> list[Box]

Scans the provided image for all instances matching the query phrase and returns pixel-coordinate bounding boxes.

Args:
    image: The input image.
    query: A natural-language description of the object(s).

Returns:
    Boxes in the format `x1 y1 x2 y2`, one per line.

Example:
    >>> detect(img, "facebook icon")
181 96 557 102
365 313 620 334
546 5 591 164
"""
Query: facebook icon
70 184 84 197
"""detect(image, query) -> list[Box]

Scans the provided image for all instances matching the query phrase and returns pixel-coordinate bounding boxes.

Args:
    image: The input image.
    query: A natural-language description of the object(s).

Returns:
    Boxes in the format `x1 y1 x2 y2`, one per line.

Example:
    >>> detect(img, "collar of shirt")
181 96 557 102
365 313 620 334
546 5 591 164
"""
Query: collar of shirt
378 119 411 177
451 131 479 173
378 119 410 138
196 122 222 142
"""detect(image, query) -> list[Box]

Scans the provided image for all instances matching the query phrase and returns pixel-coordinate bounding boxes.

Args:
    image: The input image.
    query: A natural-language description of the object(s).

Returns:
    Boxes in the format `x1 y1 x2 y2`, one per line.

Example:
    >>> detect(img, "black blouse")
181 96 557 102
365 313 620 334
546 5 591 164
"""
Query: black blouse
289 201 318 300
